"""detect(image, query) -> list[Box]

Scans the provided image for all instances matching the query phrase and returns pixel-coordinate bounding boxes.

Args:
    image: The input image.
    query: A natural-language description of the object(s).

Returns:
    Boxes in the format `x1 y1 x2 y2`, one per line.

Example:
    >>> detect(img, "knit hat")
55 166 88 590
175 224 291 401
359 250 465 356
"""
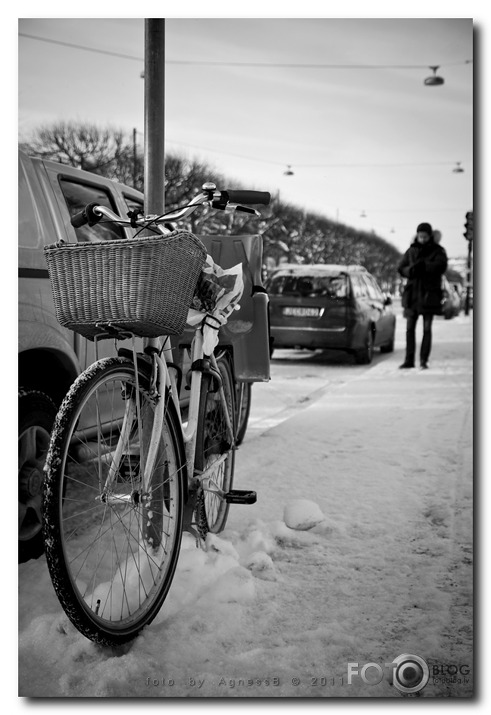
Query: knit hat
416 222 433 236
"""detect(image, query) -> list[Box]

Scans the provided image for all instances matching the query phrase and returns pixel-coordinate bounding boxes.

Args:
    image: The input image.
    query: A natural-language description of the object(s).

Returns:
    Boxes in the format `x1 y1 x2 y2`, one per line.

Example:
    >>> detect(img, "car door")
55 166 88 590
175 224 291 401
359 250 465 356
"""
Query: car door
43 164 145 428
363 274 392 345
348 274 372 346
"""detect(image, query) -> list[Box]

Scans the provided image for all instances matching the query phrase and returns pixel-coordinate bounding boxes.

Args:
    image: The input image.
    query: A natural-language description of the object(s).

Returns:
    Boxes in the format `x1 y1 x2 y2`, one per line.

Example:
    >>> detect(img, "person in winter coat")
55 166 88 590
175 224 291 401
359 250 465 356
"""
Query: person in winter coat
397 222 448 369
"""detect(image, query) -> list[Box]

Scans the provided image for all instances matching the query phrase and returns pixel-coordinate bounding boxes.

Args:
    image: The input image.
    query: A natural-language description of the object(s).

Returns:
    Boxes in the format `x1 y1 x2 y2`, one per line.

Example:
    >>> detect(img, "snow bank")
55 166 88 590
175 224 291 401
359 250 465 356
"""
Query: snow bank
19 500 334 697
18 313 473 699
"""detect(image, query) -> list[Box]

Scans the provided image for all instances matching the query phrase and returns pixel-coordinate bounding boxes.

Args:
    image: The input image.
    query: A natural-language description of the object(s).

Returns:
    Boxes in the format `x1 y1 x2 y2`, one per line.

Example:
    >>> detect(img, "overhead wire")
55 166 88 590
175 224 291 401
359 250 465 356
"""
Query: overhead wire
18 32 473 71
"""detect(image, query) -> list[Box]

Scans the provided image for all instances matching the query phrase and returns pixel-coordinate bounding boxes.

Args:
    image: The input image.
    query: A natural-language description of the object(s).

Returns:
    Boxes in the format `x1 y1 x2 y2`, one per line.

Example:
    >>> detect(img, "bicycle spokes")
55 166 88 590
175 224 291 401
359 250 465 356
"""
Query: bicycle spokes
43 359 184 644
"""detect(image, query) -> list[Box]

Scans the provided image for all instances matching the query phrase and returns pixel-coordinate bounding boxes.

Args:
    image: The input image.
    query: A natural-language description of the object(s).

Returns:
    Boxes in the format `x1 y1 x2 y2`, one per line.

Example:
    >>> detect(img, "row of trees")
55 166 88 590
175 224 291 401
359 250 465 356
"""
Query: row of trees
20 121 402 290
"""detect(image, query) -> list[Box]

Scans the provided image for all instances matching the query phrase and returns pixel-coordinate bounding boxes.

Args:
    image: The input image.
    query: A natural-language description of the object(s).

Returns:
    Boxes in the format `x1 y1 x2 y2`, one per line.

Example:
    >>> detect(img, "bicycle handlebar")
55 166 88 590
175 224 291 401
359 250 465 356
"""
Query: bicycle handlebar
69 183 271 231
222 190 270 206
70 202 103 228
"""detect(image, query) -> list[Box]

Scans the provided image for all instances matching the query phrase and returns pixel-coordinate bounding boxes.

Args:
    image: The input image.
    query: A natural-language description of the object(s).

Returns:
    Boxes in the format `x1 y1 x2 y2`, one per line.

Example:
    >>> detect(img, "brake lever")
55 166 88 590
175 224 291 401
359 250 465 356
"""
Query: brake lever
211 198 259 216
235 205 260 216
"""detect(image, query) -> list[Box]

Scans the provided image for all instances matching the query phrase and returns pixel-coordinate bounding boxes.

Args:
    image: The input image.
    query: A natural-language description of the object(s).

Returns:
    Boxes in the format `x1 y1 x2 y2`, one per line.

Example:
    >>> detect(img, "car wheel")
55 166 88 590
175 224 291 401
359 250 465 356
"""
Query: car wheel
354 329 374 364
18 389 57 563
380 336 395 353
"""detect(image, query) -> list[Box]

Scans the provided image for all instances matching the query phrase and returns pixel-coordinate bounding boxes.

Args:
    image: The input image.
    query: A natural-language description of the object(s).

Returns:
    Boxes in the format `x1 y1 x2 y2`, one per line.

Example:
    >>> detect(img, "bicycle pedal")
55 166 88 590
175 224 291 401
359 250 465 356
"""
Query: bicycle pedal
224 489 257 505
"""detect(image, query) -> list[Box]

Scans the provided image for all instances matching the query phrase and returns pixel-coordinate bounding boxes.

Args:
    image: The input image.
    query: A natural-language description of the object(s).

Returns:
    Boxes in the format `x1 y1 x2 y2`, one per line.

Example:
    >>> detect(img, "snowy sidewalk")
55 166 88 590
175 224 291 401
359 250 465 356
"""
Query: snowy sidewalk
18 314 473 698
227 313 473 698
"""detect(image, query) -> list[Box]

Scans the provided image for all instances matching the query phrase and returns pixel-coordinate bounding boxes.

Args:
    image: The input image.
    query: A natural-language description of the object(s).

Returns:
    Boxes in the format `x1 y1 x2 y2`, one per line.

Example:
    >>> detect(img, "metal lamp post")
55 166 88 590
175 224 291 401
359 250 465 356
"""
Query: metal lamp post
144 19 166 217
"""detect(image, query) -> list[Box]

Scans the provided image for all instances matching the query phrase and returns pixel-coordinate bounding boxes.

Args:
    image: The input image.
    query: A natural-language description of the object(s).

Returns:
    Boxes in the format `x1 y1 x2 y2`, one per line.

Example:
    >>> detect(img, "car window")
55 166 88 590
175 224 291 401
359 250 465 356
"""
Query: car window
363 274 383 301
371 276 385 301
267 273 347 298
59 179 126 243
350 274 369 299
327 276 348 298
123 195 144 215
122 194 177 238
373 275 385 300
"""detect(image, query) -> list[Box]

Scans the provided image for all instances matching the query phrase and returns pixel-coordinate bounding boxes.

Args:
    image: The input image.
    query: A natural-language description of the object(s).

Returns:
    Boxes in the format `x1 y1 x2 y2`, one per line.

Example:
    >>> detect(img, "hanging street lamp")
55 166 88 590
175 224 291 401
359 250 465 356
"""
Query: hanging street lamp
424 66 445 86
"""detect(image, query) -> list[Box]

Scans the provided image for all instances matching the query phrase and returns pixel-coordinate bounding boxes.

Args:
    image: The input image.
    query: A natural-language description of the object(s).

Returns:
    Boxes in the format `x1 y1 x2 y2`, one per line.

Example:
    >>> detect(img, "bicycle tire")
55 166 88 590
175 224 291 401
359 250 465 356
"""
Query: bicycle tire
194 352 235 535
43 356 185 647
235 382 252 446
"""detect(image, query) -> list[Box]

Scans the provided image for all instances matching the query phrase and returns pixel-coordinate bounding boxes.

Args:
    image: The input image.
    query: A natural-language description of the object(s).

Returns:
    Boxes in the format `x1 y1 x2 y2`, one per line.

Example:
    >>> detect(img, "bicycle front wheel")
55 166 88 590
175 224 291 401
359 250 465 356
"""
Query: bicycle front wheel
43 357 185 647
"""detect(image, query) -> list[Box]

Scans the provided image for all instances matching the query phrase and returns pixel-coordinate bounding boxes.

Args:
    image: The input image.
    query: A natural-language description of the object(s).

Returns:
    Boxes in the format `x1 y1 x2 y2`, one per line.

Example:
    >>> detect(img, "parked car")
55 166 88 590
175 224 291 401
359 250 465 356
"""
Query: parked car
266 263 396 363
18 149 267 561
18 149 148 562
441 275 461 319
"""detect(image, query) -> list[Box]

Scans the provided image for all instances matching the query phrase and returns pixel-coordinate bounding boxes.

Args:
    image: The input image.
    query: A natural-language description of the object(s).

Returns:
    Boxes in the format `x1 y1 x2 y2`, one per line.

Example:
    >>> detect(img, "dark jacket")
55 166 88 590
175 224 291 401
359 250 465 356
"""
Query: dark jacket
398 238 448 315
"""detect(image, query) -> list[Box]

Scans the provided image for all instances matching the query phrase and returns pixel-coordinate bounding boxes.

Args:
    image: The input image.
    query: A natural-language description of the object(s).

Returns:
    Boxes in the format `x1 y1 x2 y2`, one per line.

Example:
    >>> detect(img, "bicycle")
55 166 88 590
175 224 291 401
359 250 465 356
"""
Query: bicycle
42 183 270 646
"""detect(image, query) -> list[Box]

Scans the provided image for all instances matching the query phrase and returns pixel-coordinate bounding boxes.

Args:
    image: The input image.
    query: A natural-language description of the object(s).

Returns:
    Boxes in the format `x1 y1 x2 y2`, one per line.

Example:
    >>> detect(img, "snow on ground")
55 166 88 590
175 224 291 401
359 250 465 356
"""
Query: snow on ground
17 310 474 702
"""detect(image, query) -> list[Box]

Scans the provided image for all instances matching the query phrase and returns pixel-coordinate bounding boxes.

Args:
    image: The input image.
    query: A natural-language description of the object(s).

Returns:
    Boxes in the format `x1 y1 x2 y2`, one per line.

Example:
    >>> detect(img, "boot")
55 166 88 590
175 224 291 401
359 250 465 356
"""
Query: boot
399 360 415 369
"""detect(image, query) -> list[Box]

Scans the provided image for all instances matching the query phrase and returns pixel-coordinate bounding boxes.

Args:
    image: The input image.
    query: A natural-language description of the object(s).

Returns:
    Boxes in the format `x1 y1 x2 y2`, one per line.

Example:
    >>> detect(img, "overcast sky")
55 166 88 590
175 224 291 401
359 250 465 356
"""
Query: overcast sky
18 14 475 260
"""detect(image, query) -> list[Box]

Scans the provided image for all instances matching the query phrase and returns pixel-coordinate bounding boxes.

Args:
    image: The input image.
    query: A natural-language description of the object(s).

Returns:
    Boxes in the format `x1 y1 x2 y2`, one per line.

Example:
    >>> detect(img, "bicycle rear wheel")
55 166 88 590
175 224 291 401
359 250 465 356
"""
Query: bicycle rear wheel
43 356 185 646
235 381 252 446
194 352 235 535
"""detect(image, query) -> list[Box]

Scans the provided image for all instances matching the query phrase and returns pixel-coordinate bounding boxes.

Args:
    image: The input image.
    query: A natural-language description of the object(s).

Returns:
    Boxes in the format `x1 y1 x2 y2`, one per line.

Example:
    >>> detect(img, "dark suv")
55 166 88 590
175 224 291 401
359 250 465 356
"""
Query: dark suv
18 149 147 562
18 149 269 562
266 263 396 364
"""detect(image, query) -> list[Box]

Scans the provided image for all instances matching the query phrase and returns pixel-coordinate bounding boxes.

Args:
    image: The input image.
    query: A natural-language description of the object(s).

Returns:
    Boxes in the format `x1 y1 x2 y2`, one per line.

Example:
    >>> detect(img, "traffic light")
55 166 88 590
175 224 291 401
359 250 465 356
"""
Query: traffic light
464 211 473 241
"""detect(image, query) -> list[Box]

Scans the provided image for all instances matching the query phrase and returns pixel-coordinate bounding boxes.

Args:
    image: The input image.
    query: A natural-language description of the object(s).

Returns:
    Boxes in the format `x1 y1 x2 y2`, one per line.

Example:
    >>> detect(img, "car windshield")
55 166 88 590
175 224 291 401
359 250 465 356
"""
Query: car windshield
267 273 347 298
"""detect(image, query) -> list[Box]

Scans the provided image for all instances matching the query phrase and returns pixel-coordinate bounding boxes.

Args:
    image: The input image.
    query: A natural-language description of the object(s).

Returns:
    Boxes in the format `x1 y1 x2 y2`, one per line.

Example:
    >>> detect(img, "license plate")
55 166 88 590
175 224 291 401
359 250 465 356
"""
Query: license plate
283 307 321 318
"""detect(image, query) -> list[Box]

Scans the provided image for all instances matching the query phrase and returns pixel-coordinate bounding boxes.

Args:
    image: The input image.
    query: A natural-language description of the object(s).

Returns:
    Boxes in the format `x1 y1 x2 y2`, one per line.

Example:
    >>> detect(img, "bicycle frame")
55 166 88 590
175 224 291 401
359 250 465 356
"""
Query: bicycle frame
99 322 234 508
159 327 235 497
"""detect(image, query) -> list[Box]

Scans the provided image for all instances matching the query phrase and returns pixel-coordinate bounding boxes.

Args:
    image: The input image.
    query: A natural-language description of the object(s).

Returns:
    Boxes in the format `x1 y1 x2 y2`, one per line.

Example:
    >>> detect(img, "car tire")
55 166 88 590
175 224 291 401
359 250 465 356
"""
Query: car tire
18 388 57 563
354 329 374 365
380 337 395 353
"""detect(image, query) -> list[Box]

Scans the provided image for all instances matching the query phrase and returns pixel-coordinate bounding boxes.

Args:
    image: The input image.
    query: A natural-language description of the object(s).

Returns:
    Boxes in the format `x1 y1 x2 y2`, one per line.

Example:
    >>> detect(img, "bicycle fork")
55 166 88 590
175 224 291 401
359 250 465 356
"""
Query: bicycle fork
99 341 170 504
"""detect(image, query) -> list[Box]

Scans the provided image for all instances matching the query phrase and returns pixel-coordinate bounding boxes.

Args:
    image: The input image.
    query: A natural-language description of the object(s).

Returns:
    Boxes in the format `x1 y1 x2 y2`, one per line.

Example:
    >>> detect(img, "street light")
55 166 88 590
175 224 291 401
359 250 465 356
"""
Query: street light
464 211 473 241
463 211 473 315
424 66 444 86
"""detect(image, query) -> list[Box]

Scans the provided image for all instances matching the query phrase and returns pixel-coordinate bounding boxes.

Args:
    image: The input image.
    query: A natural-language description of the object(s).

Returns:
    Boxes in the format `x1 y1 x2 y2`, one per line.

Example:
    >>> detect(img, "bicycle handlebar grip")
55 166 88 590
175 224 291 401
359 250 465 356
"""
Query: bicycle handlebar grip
224 190 271 206
70 202 102 228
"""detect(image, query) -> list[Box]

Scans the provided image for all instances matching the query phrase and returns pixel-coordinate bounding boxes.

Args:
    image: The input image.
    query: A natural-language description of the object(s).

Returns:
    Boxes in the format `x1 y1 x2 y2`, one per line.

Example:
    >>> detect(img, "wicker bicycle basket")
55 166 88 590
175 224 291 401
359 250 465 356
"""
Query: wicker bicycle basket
44 231 207 340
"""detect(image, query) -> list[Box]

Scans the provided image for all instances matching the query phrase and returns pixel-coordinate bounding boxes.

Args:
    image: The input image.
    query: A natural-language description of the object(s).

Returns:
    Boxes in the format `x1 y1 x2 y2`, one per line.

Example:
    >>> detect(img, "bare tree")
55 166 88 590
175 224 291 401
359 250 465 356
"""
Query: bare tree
22 121 128 176
21 120 401 287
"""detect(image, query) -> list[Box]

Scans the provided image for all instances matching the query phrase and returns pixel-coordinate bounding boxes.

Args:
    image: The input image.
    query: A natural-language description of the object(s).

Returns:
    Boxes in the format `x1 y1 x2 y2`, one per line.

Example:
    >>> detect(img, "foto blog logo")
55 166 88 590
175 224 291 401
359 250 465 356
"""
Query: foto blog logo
348 654 430 694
